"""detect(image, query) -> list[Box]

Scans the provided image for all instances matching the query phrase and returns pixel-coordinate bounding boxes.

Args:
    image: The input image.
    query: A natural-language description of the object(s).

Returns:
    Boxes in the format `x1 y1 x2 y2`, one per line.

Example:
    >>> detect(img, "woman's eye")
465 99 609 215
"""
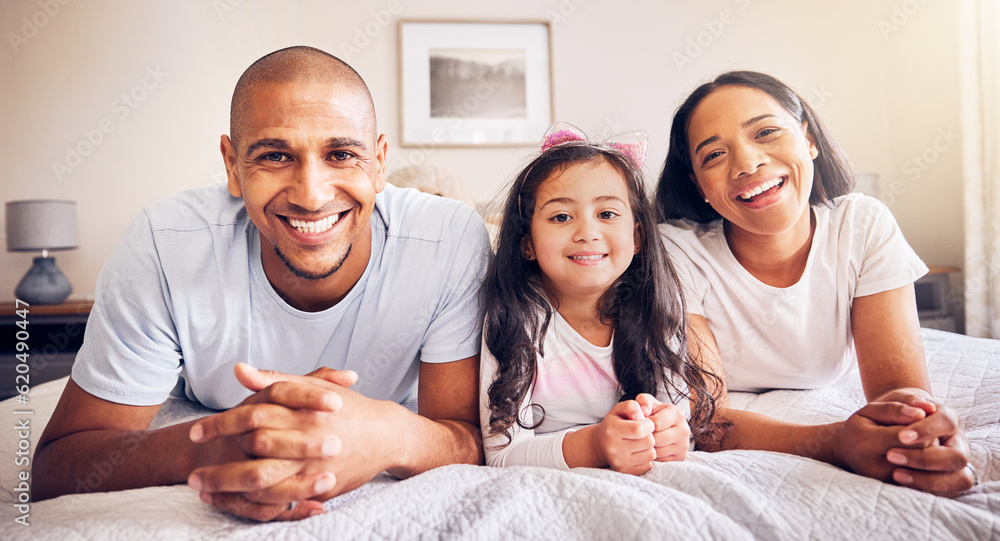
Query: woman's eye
702 151 723 165
756 127 779 138
551 214 571 223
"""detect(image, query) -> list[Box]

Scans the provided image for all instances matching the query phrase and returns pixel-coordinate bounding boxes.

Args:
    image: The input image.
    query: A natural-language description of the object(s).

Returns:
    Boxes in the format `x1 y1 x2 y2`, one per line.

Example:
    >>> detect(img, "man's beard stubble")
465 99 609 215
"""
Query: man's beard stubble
273 243 352 281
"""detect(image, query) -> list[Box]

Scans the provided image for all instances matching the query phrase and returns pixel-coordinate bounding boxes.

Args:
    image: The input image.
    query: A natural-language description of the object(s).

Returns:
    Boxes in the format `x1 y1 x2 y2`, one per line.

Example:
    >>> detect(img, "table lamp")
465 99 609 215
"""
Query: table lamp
5 200 77 305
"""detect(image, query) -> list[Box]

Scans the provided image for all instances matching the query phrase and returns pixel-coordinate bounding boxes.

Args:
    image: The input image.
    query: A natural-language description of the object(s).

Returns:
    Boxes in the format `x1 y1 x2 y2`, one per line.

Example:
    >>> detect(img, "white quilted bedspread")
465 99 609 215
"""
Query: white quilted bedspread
2 328 998 540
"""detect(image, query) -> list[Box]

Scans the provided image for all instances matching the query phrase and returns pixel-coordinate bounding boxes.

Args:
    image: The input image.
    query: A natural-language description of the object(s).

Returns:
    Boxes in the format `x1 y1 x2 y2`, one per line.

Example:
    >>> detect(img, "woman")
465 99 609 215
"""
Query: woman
657 71 974 497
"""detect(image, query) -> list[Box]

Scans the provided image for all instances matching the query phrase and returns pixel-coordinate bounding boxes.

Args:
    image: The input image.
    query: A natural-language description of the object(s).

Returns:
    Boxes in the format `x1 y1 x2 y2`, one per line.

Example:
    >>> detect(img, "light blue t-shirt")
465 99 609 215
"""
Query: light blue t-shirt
72 183 490 410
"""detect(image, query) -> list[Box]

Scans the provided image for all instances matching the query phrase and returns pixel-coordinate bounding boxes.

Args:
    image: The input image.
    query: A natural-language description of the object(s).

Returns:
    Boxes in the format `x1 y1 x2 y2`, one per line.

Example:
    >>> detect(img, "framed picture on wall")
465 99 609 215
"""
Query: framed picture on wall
398 19 553 147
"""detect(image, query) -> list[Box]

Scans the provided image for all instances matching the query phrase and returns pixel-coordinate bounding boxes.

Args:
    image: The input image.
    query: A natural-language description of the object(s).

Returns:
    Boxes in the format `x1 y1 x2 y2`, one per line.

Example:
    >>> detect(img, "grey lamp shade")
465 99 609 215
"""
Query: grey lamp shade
6 200 78 251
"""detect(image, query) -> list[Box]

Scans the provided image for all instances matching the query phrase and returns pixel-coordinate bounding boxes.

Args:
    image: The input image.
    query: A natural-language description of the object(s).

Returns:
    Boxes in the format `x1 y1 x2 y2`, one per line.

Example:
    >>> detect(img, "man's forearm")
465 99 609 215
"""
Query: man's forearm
385 405 484 479
33 420 199 501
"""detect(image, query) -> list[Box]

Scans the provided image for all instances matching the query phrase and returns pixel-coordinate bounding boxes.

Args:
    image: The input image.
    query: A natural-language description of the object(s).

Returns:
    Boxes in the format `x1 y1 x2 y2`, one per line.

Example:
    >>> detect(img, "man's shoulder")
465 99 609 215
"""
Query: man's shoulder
142 183 248 232
376 183 485 243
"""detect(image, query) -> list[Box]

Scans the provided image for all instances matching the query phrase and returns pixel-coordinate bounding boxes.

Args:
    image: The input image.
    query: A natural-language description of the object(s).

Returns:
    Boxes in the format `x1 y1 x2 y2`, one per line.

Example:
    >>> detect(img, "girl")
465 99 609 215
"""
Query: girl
657 71 974 496
480 122 720 474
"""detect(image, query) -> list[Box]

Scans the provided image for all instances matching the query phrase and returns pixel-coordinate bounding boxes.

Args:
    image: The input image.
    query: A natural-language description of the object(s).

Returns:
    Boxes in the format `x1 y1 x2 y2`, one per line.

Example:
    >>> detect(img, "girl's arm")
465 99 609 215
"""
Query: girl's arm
688 309 973 497
479 343 657 473
479 345 571 469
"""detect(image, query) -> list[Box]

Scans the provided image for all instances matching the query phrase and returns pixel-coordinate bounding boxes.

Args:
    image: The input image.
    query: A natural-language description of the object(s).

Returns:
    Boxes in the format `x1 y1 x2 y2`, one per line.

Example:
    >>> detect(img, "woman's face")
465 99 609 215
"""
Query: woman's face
686 85 818 238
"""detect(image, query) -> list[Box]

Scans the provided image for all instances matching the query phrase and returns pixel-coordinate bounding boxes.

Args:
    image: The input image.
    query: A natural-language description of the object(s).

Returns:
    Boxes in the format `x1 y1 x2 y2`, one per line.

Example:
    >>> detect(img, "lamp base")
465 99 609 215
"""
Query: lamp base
15 256 72 305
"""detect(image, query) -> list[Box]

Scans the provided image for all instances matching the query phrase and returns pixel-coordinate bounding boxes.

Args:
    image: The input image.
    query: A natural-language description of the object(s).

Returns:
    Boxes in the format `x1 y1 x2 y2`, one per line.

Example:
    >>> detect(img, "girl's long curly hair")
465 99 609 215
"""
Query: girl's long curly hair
484 143 723 447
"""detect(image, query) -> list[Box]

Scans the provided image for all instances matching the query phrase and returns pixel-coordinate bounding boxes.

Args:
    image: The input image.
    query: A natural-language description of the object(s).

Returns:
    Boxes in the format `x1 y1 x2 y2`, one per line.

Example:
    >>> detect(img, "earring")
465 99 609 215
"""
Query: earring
704 197 709 203
810 147 819 159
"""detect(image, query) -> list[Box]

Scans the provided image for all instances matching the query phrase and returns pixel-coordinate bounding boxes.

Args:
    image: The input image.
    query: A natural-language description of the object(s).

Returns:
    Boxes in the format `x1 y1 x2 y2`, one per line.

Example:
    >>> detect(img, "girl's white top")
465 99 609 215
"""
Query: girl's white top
480 307 688 469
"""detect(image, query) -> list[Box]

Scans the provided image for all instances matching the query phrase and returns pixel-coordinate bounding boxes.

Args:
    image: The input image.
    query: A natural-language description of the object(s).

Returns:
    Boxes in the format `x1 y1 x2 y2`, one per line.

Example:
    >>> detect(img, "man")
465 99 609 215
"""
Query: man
34 46 489 521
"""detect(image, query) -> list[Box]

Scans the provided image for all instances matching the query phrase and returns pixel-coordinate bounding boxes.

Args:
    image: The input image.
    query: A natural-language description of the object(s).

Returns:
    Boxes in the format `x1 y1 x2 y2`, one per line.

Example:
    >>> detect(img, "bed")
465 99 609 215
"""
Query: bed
1 328 997 540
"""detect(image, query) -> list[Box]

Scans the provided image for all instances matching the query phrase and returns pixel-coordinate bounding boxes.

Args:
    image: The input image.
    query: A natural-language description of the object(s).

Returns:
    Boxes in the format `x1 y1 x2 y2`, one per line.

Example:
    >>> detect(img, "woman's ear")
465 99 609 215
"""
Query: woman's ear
521 236 536 261
802 120 819 159
690 173 708 203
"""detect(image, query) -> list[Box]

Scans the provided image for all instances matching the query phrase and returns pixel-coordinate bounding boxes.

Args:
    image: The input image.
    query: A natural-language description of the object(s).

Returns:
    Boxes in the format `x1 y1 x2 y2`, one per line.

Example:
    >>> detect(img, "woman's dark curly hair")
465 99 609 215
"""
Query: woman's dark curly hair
484 142 723 447
657 70 855 223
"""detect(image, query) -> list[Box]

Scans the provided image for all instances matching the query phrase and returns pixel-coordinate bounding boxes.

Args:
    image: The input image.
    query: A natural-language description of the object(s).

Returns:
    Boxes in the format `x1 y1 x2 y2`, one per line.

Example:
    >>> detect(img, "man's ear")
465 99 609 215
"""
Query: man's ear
372 133 388 193
220 135 242 198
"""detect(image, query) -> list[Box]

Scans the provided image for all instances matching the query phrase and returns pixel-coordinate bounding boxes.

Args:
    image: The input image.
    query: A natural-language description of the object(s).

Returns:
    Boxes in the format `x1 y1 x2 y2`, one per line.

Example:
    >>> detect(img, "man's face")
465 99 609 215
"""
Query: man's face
222 80 386 287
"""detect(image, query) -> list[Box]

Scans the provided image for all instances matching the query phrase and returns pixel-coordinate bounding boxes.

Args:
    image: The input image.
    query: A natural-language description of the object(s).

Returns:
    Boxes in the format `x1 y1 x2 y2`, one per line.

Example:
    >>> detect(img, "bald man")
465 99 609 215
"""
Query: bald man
34 47 490 521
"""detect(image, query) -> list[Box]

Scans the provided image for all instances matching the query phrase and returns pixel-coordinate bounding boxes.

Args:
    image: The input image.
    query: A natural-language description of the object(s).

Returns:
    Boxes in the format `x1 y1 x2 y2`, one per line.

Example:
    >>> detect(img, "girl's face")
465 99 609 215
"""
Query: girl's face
686 85 818 238
525 158 638 303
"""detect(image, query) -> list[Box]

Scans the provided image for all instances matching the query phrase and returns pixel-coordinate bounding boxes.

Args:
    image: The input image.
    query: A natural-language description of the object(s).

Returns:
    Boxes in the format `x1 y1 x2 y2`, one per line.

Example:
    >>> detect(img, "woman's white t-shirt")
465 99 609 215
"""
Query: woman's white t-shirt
659 194 927 393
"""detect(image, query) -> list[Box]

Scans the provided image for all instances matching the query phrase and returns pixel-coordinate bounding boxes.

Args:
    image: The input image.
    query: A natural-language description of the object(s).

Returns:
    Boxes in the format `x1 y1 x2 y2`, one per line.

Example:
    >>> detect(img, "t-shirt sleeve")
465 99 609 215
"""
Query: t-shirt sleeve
851 196 929 298
418 208 491 363
479 332 570 470
71 210 183 406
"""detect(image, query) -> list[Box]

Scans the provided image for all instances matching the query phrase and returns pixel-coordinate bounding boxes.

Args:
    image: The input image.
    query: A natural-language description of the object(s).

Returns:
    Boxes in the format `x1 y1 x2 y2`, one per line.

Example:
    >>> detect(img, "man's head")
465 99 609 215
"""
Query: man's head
229 46 377 148
221 46 388 306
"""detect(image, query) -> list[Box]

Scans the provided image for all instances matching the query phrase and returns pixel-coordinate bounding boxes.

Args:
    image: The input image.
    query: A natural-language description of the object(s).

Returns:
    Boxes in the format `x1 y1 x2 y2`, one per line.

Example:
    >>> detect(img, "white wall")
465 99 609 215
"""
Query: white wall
1 0 964 318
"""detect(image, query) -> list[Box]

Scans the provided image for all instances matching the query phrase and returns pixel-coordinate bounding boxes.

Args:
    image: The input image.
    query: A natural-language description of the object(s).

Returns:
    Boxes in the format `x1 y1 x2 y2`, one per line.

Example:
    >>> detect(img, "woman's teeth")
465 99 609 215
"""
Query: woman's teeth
738 178 783 201
288 214 339 234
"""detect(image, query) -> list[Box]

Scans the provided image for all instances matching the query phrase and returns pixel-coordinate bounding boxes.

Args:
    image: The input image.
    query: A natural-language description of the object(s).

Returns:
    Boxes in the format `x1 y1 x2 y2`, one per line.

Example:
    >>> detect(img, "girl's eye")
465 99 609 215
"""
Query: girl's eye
550 213 571 223
598 211 619 220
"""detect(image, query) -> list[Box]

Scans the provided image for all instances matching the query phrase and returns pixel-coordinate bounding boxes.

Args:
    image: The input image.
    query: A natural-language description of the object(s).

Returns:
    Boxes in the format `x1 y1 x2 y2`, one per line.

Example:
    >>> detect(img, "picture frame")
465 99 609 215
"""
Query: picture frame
397 19 553 147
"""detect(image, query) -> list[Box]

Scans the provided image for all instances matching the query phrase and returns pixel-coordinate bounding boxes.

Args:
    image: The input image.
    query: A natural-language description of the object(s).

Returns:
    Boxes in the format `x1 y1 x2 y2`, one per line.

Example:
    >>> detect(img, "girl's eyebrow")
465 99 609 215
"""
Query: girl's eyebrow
693 113 779 156
538 195 626 210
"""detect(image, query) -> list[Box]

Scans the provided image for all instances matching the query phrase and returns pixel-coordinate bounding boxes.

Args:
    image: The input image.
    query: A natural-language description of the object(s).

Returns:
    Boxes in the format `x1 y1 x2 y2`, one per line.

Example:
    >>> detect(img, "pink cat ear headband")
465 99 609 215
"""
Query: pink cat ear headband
518 121 649 217
539 121 648 169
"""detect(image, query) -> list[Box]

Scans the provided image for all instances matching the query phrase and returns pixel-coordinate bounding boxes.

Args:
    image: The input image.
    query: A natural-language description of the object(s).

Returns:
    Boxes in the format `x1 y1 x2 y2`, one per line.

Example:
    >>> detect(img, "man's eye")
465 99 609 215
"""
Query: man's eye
331 151 355 161
261 153 288 162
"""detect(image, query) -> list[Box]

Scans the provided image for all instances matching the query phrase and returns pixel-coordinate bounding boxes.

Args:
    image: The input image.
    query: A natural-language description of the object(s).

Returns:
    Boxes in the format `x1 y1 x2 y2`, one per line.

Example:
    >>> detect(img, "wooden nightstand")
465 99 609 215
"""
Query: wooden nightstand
0 299 93 400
